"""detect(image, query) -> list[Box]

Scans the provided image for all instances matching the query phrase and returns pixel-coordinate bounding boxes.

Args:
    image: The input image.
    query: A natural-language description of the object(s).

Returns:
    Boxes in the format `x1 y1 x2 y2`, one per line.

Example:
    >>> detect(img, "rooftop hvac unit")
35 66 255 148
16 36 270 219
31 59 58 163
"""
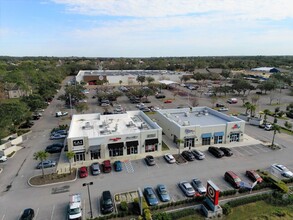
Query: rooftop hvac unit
184 112 189 117
183 121 190 126
82 121 93 130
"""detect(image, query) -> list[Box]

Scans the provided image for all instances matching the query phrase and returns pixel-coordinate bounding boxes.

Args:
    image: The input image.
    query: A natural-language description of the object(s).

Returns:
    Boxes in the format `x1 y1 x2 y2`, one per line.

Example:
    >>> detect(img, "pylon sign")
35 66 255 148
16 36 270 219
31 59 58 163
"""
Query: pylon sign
206 180 220 206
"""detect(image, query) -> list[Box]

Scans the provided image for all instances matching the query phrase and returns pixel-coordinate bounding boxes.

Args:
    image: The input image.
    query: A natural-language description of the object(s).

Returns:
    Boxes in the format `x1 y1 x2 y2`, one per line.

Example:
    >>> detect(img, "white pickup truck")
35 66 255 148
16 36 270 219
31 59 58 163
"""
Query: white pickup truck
55 111 68 117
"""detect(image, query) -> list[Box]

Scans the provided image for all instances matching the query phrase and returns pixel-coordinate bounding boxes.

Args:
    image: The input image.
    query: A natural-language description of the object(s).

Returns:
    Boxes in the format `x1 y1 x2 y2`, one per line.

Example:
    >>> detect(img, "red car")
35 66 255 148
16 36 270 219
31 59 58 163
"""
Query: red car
79 166 88 178
246 170 263 183
164 99 172 103
102 160 112 173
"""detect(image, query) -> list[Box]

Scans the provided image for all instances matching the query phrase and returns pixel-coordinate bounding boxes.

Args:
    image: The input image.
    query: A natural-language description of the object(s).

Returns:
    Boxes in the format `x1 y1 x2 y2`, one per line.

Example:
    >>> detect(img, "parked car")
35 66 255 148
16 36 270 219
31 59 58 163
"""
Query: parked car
51 129 67 136
79 166 88 178
164 153 176 164
102 160 112 173
164 99 172 103
246 170 263 183
55 111 68 117
264 124 273 131
227 98 238 104
145 155 156 166
36 160 56 169
216 103 225 107
259 122 271 129
50 133 67 140
144 187 159 206
156 184 171 202
136 103 145 109
155 93 166 99
219 147 233 156
224 171 242 189
45 145 63 153
20 208 35 220
90 162 101 175
178 181 196 197
181 151 195 161
218 107 229 112
19 121 34 129
100 190 114 214
208 146 224 158
114 160 123 172
271 164 293 178
191 178 207 195
0 155 7 162
191 149 205 160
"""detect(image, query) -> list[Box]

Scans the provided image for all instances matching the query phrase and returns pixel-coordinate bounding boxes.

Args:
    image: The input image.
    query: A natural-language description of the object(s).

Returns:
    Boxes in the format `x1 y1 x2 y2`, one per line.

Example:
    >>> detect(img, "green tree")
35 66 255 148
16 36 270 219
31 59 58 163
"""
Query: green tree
271 124 281 147
136 75 146 86
146 76 155 85
119 80 122 85
75 103 89 113
250 104 257 117
243 102 252 115
34 151 49 177
66 151 75 174
284 121 292 131
263 109 270 124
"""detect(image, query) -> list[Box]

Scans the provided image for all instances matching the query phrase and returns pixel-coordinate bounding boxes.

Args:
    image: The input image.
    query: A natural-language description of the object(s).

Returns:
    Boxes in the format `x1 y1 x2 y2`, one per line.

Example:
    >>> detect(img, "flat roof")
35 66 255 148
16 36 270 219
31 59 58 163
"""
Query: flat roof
68 111 160 139
158 107 241 127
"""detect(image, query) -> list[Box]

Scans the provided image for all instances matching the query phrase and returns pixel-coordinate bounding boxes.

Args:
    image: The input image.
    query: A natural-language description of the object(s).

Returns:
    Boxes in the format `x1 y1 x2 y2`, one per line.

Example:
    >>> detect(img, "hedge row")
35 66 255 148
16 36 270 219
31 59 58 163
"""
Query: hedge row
227 193 271 208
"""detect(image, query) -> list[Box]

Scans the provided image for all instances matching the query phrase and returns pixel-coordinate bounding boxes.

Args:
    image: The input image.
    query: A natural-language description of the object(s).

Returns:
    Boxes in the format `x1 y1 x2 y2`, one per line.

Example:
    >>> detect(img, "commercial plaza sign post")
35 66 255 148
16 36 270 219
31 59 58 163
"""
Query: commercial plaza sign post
206 180 220 206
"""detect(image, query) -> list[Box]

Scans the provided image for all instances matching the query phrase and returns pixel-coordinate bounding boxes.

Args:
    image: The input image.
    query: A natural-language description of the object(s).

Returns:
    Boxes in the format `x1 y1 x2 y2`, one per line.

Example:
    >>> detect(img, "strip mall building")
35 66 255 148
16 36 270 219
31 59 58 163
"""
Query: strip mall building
67 111 162 162
153 107 245 150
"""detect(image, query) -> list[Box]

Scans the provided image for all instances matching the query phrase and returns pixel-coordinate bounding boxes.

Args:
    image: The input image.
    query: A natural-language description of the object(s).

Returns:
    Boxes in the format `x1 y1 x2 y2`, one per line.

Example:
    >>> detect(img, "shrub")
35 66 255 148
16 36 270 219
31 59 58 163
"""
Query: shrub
169 208 196 219
222 204 232 215
227 193 271 208
238 188 250 194
120 201 128 211
219 189 237 197
153 212 172 220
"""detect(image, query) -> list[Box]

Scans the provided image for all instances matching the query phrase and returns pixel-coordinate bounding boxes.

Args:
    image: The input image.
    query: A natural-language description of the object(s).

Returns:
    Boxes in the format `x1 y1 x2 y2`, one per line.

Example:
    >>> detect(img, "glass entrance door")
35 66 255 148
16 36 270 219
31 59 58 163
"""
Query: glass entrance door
74 152 85 162
230 133 239 142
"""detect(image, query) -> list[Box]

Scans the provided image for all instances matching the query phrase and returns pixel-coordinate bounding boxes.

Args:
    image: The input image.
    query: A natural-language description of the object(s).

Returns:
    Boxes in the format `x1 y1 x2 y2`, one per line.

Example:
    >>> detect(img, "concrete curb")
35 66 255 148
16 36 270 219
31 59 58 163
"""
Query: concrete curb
28 171 77 188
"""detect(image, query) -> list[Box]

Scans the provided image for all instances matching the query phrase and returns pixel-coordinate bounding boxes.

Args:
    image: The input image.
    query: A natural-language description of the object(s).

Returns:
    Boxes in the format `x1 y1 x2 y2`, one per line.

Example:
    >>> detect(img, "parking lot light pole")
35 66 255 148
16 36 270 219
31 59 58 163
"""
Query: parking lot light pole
83 182 93 218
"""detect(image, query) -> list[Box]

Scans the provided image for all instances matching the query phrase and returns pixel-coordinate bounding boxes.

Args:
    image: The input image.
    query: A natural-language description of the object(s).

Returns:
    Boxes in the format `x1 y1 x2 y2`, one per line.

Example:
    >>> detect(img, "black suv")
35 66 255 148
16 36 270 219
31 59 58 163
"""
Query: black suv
45 143 63 153
208 146 224 158
181 151 195 161
100 191 114 214
220 147 233 156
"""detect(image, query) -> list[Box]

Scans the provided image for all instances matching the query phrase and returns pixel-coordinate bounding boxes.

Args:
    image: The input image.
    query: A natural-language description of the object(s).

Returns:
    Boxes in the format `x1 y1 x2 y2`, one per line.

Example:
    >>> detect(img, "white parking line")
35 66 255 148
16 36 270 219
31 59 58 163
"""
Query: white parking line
35 208 40 220
241 147 253 155
254 145 270 153
1 214 5 220
232 148 244 157
246 145 260 154
51 205 55 220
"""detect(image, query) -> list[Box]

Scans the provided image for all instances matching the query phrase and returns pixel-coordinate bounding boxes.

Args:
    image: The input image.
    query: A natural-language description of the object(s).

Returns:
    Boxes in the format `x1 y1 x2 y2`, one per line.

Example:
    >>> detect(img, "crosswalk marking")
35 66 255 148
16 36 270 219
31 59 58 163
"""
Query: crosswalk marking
124 160 134 173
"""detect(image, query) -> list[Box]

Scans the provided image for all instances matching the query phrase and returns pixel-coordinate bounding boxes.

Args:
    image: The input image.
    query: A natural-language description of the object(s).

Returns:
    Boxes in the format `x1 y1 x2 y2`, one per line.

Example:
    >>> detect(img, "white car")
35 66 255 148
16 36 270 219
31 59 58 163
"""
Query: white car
271 164 293 178
264 124 273 131
164 154 176 164
136 103 145 109
0 155 7 162
218 107 229 112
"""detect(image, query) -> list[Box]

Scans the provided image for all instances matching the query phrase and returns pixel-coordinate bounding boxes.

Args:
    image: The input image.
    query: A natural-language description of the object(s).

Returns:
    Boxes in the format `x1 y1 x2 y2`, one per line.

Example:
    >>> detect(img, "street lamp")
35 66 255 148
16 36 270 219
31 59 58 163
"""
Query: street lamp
83 182 93 218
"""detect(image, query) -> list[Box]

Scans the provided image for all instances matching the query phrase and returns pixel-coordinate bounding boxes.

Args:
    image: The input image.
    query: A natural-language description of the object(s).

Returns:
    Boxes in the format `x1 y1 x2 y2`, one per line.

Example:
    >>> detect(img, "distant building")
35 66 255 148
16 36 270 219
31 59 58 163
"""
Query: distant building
153 107 245 150
4 83 32 99
251 67 280 73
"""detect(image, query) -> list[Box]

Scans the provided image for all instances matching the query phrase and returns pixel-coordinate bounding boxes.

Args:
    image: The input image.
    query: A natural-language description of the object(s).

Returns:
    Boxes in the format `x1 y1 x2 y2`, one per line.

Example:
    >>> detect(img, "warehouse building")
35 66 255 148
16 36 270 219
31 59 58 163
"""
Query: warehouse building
67 111 162 162
153 107 245 150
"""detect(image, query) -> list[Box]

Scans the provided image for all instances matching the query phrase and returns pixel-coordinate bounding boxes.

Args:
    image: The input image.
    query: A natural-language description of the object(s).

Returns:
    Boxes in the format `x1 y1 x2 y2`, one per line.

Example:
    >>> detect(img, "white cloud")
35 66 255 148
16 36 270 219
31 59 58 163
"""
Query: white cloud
52 0 293 20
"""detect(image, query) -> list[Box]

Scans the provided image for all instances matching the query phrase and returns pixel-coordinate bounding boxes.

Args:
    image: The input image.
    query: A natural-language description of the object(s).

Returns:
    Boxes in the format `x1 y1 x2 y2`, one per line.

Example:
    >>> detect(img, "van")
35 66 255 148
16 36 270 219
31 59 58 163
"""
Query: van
224 171 242 189
68 194 82 220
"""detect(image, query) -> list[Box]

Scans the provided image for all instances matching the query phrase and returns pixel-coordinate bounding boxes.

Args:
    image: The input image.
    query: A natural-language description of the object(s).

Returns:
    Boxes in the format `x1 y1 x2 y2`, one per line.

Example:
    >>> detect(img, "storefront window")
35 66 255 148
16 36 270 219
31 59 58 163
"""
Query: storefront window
184 138 194 148
202 137 211 145
90 150 101 159
109 147 123 157
214 136 223 144
145 144 157 152
127 146 138 155
74 152 85 162
230 133 240 142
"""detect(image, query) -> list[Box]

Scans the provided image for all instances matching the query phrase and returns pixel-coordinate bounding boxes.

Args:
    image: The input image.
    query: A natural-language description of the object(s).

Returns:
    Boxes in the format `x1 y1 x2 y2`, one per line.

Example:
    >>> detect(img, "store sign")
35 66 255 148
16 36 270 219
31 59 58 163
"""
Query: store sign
73 139 84 146
185 129 195 135
232 124 240 129
109 137 121 142
206 180 220 206
126 136 138 140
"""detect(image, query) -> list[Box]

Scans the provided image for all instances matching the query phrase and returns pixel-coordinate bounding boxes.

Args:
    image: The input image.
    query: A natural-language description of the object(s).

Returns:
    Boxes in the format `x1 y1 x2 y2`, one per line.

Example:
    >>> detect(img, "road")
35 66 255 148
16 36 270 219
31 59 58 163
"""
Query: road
0 81 292 220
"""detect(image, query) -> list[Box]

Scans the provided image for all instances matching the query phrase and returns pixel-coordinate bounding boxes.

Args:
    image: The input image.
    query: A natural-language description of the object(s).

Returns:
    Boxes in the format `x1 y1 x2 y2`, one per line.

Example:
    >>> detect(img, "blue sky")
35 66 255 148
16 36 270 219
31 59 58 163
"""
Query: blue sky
1 0 293 57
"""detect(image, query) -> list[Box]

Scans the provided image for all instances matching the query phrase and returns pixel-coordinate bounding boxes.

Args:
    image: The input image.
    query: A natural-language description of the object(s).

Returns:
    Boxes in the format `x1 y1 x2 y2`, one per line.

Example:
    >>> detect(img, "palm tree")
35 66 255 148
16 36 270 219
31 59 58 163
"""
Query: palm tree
271 124 281 147
263 109 270 124
243 102 251 115
250 104 256 117
34 151 49 177
66 151 75 174
119 80 123 86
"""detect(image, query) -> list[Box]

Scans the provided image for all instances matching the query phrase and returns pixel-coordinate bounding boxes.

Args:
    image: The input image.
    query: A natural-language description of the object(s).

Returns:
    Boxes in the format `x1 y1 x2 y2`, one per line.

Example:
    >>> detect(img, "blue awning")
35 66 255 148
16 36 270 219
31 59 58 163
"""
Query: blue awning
214 132 224 137
201 133 212 138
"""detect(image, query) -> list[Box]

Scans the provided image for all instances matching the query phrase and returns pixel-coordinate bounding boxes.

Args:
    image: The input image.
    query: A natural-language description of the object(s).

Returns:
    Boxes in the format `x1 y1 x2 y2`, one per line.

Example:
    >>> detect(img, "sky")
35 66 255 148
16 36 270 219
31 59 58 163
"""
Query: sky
1 0 293 57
